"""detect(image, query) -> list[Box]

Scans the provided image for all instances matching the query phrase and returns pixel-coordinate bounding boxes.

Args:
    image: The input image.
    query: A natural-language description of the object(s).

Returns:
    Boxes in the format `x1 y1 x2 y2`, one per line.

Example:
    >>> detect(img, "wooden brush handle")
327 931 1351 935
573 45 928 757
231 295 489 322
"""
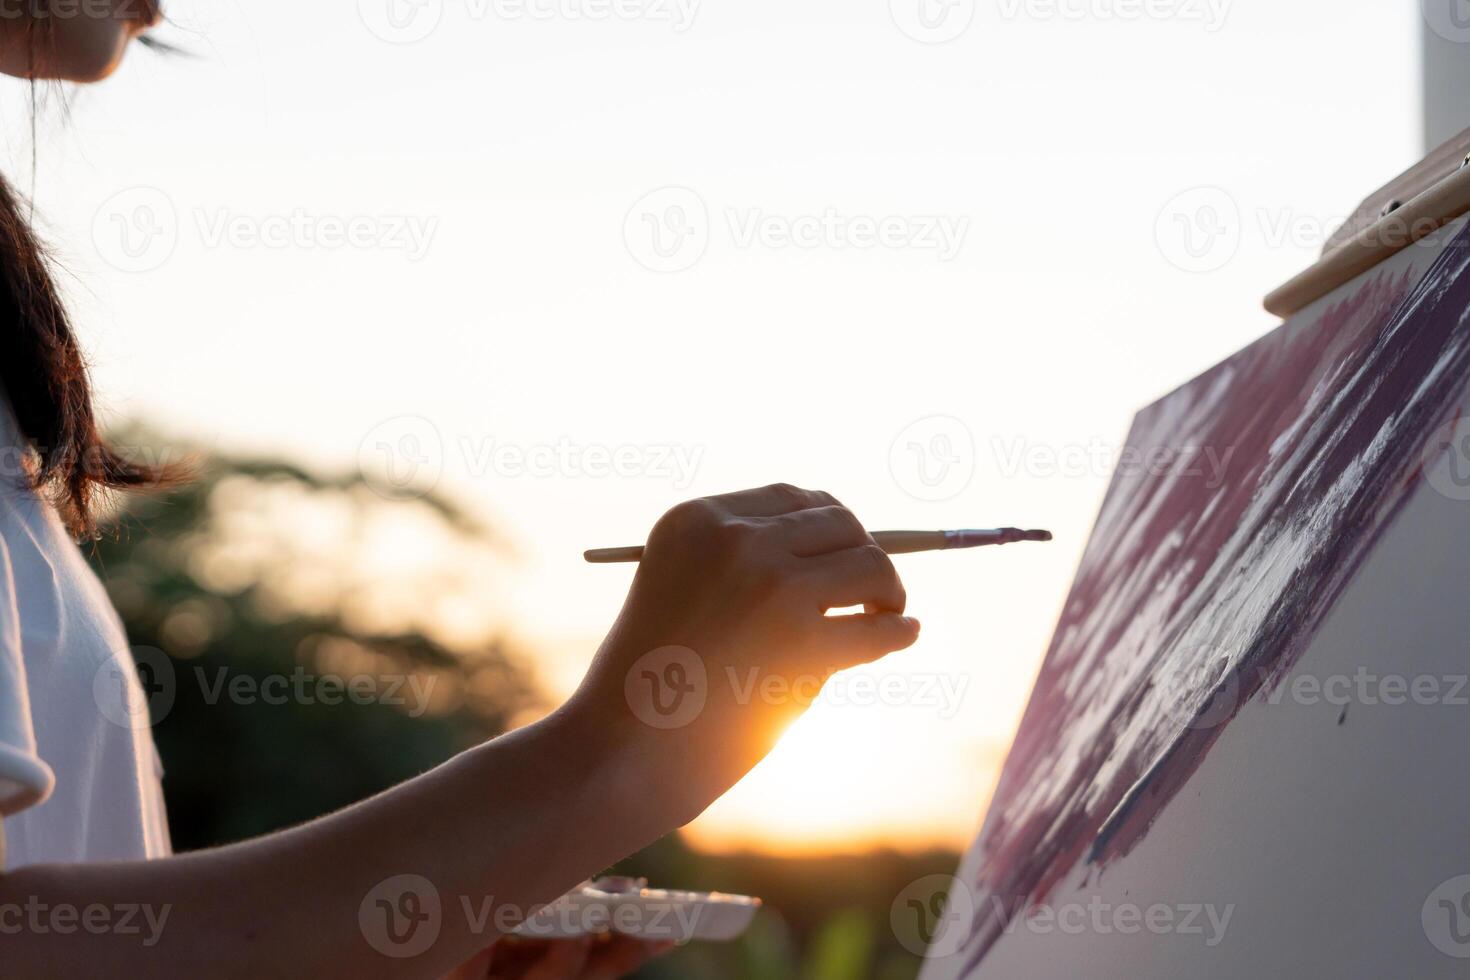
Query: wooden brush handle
585 530 948 564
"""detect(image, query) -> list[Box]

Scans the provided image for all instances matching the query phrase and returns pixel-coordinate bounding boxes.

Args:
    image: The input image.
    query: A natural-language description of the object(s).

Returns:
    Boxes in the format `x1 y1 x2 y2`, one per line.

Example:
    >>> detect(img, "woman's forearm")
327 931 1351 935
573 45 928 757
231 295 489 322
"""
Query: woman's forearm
0 704 667 979
1 484 920 978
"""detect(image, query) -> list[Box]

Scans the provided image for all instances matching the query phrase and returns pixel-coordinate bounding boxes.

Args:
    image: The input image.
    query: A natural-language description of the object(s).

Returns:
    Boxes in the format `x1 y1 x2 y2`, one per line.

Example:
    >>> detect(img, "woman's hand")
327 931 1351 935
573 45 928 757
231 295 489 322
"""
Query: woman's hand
566 484 920 827
445 935 674 980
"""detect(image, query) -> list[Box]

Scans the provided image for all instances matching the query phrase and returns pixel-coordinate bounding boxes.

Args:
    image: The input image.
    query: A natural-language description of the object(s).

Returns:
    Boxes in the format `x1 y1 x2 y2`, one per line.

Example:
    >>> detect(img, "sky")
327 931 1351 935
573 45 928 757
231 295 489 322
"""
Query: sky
0 0 1423 854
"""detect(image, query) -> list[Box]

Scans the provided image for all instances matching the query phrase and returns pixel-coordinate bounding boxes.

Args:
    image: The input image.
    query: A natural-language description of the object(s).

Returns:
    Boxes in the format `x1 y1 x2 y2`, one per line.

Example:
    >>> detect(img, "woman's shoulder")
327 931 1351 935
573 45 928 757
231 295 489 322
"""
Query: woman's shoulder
0 465 68 556
0 484 68 647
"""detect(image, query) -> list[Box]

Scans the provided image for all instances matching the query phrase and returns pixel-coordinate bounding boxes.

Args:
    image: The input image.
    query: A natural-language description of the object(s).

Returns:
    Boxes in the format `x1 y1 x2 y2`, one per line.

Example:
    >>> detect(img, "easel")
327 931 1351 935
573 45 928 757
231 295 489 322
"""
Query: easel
924 125 1470 980
1267 127 1470 316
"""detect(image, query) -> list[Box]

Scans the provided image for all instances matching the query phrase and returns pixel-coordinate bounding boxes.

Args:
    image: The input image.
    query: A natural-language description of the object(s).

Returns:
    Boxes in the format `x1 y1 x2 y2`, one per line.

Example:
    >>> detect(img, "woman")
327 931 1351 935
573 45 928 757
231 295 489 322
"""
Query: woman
0 4 921 977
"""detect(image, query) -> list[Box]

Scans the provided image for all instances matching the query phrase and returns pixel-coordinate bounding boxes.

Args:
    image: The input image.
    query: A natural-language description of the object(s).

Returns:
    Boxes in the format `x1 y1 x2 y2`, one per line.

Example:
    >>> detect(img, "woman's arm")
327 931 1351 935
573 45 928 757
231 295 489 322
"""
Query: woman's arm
0 485 918 978
2 707 662 978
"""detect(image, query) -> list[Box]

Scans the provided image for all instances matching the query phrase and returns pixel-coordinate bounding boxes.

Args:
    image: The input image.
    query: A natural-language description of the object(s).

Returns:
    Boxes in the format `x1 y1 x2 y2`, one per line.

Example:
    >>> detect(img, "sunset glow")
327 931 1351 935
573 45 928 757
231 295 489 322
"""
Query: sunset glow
24 0 1418 857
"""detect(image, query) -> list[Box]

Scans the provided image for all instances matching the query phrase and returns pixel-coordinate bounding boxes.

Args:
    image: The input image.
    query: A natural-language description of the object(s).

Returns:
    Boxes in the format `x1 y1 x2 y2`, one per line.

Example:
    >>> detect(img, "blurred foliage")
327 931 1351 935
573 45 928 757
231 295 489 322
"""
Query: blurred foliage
90 433 959 977
89 436 541 849
610 837 958 980
806 909 876 980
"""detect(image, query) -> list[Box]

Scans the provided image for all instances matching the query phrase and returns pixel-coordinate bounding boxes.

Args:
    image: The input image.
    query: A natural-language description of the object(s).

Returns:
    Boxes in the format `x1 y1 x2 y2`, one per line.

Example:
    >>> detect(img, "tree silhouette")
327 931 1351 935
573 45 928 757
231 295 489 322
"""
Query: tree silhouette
89 435 543 851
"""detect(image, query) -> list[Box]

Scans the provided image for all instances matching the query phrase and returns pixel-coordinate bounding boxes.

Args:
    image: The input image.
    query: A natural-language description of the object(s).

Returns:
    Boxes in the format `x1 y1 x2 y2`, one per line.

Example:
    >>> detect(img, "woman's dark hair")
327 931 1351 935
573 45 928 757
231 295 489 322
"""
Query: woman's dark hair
0 16 184 537
0 173 175 538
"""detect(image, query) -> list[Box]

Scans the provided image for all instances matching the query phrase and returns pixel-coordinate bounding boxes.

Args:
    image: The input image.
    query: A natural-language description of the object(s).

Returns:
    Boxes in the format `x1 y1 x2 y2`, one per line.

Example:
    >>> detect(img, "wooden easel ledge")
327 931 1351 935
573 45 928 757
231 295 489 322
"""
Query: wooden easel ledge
1265 127 1470 318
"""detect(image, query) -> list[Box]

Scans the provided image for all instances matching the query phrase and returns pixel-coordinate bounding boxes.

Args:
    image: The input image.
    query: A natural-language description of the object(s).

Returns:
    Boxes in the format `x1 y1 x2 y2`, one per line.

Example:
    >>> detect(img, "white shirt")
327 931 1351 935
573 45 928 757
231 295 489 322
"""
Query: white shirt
0 405 170 868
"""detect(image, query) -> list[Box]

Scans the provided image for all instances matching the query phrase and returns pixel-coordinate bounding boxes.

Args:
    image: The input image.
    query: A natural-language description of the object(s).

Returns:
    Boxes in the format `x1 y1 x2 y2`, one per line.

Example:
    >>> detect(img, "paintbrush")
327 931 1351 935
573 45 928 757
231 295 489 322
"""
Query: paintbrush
584 528 1053 564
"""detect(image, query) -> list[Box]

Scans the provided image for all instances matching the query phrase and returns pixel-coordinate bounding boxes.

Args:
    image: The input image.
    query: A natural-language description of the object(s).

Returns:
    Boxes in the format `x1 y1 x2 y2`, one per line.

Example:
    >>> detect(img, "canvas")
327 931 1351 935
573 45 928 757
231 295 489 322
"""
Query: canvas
917 216 1470 978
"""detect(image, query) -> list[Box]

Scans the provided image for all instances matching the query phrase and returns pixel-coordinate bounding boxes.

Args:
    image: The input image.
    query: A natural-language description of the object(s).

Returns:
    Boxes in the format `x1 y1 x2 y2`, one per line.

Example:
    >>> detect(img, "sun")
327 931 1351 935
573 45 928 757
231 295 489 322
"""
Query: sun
681 667 1004 856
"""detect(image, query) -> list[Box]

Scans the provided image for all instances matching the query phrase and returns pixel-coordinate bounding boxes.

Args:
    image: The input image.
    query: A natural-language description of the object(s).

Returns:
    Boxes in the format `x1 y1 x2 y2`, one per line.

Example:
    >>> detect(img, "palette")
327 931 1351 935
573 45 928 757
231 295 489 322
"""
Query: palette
919 214 1470 977
514 877 760 943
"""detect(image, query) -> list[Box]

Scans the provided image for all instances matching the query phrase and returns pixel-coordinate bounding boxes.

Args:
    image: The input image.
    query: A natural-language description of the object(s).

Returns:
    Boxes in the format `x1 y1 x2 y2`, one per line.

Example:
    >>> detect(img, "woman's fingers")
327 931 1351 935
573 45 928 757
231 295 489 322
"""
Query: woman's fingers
648 486 842 558
799 544 907 613
510 937 592 980
442 945 495 979
769 505 871 557
709 483 838 518
821 611 922 667
581 936 676 980
486 936 674 980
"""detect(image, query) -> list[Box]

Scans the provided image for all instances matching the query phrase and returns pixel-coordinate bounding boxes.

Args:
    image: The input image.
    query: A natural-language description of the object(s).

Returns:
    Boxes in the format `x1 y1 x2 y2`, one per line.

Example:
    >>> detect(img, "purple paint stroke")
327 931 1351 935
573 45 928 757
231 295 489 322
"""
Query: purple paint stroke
959 227 1470 972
